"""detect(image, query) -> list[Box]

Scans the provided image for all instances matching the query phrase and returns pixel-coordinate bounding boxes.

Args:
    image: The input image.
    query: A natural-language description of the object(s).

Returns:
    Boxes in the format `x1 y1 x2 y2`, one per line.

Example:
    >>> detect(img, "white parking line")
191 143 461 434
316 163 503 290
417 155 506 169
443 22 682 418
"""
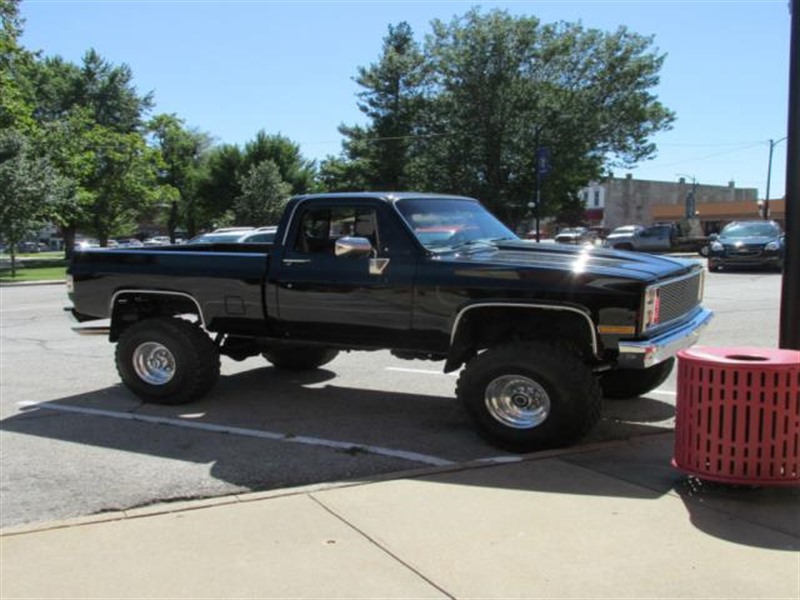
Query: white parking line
385 367 457 376
16 401 455 467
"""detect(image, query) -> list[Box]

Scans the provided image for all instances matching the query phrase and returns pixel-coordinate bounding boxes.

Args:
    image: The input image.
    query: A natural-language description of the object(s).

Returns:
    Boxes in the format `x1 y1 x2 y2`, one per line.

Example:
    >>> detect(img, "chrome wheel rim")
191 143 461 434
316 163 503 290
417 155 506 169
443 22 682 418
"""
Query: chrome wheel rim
132 342 175 385
485 375 551 429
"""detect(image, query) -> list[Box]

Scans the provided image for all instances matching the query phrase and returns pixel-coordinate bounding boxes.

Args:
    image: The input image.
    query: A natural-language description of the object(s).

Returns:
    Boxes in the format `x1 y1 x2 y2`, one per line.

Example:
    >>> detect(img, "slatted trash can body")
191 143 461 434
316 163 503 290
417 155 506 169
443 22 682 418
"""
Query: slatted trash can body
673 346 800 485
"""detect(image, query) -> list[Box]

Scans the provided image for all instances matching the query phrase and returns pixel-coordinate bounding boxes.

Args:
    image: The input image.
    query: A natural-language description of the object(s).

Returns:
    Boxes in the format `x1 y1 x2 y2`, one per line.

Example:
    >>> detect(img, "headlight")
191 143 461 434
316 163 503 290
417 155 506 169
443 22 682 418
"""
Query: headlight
765 241 780 251
710 241 723 251
66 274 74 294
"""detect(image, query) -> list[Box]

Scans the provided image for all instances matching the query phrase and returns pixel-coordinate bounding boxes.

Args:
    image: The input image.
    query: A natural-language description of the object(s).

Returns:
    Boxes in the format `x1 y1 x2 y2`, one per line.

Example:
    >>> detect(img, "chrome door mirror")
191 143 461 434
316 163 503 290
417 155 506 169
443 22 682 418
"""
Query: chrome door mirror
335 236 373 258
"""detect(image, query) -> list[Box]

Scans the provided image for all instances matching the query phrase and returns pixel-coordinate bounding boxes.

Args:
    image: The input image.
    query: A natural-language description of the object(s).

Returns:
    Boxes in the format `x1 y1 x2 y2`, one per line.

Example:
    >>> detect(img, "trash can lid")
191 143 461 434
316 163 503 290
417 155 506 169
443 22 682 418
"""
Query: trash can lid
678 345 800 367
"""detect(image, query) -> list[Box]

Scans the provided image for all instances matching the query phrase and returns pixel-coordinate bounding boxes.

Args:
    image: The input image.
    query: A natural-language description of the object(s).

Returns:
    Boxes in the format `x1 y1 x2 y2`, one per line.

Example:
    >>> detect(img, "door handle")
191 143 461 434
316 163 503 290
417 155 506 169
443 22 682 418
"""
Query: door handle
283 259 311 265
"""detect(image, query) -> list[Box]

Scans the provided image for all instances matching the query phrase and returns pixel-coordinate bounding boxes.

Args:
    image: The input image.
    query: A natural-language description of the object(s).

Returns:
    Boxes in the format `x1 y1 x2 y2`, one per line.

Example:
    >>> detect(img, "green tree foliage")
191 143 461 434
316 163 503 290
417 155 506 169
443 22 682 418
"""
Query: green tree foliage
76 49 153 132
0 130 66 274
148 113 213 239
241 131 316 195
330 9 674 227
26 50 157 249
195 143 243 229
235 160 291 225
318 152 371 192
0 0 36 132
343 21 428 189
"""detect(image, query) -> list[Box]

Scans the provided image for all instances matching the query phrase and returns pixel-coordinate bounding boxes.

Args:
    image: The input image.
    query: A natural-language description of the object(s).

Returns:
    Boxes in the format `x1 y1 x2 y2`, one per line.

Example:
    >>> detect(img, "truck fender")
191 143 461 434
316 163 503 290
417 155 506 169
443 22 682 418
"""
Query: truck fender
444 302 599 373
109 289 206 342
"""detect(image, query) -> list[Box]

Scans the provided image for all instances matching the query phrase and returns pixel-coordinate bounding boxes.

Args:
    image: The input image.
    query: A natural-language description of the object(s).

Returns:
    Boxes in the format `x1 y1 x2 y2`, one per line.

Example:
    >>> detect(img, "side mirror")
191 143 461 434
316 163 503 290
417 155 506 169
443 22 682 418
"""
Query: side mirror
335 236 373 258
709 233 719 241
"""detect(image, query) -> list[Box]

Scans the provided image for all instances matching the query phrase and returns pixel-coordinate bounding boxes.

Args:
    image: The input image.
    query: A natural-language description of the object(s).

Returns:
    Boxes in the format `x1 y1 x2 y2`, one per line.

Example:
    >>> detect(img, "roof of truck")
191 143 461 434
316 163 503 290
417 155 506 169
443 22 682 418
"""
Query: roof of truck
290 192 478 204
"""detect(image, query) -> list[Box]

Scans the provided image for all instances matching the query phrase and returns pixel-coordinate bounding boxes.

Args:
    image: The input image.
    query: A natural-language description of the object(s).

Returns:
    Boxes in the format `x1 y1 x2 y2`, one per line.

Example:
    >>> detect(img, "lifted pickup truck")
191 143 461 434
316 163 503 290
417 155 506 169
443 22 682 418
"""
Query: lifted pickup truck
67 192 713 452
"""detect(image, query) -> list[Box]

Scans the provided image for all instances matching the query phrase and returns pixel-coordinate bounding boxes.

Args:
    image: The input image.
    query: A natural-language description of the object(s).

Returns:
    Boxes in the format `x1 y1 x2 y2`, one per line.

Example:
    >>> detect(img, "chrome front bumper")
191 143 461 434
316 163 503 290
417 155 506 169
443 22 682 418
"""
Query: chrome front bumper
617 308 714 369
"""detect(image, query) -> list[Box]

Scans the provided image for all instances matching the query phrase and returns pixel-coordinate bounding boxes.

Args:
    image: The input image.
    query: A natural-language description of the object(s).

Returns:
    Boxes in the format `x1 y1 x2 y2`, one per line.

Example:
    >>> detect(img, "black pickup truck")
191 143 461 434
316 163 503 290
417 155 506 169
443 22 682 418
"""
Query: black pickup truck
67 192 713 451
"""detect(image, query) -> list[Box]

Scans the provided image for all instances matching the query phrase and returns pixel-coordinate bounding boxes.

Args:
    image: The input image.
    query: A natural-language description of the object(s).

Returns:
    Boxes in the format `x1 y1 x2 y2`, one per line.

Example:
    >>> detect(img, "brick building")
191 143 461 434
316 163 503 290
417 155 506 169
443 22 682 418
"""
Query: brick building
579 175 782 234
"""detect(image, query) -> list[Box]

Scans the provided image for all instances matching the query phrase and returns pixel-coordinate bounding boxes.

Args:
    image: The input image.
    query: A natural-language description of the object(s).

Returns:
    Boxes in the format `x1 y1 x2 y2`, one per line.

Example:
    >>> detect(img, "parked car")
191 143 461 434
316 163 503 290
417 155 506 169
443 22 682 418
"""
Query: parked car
143 236 172 246
554 227 595 245
115 238 144 248
603 225 645 250
187 227 277 245
74 239 99 251
240 226 277 244
707 220 785 272
186 229 255 244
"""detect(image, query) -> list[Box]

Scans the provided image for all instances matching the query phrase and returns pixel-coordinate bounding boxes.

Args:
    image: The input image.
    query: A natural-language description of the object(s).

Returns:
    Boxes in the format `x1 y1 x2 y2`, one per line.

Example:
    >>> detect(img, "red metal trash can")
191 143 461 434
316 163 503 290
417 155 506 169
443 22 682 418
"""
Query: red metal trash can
673 346 800 486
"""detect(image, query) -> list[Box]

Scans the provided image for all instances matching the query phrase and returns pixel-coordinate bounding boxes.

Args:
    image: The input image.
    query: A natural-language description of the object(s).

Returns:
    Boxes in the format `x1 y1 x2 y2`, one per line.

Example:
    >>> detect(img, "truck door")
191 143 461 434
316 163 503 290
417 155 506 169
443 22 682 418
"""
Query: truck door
274 200 416 347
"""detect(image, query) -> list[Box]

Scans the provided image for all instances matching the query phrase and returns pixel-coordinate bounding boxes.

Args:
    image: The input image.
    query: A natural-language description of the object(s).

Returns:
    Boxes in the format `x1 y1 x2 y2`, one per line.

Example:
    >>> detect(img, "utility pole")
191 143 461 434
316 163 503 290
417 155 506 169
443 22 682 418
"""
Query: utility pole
764 136 787 219
780 0 799 349
533 145 551 243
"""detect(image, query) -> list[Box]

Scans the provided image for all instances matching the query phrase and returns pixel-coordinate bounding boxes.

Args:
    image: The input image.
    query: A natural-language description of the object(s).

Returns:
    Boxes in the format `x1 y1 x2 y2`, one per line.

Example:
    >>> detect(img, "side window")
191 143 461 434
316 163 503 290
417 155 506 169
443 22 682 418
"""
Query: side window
293 206 379 255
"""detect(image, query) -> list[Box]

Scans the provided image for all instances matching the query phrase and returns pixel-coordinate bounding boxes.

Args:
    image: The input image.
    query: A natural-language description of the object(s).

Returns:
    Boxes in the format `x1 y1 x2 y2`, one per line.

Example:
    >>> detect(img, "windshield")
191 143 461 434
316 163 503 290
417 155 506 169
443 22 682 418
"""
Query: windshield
395 198 517 250
720 222 781 239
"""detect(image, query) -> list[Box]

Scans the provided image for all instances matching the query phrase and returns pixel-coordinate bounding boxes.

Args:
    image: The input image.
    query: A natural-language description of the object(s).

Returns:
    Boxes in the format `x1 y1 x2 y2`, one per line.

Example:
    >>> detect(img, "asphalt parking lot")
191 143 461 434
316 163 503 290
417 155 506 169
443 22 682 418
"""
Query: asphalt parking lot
0 268 784 529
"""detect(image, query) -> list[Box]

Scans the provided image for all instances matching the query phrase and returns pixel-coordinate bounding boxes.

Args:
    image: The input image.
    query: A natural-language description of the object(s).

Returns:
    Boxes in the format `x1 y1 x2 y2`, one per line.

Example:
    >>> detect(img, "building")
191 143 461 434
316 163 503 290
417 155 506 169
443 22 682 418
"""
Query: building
579 175 782 234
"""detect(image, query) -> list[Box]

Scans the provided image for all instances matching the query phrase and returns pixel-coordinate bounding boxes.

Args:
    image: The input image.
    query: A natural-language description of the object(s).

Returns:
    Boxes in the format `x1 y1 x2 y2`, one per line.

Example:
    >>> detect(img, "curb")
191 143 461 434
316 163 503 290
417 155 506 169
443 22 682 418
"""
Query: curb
0 432 675 537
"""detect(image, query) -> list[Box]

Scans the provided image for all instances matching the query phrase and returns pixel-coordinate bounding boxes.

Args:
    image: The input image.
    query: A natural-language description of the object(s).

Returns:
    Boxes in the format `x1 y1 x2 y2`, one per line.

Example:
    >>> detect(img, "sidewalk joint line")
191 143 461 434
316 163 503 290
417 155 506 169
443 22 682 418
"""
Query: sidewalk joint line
308 494 457 600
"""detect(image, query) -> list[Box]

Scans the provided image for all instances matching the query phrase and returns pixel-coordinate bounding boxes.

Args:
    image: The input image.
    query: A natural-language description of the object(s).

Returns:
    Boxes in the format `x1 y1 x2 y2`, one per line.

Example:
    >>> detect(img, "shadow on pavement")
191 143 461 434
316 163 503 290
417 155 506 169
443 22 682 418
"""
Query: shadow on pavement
415 443 799 551
1 366 722 524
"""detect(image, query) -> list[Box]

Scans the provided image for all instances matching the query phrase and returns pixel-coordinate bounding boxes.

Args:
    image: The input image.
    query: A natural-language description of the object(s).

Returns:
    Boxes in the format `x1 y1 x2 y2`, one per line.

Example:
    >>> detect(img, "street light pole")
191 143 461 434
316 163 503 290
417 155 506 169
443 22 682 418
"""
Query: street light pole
764 136 787 219
779 0 799 350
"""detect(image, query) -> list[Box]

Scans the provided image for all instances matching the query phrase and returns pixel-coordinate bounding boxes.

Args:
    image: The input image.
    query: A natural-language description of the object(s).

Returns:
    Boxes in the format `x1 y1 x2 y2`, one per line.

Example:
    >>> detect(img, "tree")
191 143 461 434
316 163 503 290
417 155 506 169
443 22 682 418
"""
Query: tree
344 21 428 190
27 50 157 250
0 130 66 275
318 153 371 192
241 131 316 195
0 0 36 133
148 113 213 240
195 143 243 230
234 160 291 225
426 10 674 224
335 8 674 227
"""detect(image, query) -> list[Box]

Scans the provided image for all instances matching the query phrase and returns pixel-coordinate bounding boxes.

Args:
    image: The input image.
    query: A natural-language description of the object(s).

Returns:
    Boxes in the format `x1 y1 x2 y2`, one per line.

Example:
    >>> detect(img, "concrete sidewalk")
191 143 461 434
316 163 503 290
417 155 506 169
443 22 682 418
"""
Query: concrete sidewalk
1 433 798 599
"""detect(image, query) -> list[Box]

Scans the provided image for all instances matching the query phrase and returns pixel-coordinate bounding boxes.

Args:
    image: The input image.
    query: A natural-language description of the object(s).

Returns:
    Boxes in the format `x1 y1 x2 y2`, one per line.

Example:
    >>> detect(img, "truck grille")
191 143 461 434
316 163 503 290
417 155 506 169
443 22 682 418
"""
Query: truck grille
645 270 704 331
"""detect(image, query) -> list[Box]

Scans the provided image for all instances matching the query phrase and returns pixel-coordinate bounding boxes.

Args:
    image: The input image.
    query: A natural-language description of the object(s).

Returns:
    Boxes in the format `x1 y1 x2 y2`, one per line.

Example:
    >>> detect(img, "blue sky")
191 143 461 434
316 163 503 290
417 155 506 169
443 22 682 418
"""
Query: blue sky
19 0 792 200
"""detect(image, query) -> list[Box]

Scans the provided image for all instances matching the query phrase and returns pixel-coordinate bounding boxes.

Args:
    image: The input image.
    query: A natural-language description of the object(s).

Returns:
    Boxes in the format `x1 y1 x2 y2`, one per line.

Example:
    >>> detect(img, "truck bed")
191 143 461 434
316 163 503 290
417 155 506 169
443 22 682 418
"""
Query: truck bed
68 245 271 331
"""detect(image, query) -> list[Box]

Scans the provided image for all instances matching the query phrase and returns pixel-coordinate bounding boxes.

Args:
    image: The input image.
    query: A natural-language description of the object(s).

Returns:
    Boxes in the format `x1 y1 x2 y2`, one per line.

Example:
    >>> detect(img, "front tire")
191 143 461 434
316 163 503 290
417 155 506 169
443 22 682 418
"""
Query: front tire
599 357 675 400
116 317 220 405
456 342 601 452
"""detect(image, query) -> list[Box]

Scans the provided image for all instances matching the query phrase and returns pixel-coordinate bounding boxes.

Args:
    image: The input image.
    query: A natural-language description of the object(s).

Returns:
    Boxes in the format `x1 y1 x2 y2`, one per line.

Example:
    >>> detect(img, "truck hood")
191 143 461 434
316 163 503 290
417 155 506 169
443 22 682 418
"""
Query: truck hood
436 240 699 282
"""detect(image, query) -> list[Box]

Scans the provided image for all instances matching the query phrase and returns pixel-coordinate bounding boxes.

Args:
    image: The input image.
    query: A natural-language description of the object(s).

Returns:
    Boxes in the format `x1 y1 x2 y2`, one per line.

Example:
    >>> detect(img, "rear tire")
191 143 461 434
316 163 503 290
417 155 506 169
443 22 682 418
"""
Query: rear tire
115 317 220 405
599 358 675 400
262 346 339 370
456 342 601 452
